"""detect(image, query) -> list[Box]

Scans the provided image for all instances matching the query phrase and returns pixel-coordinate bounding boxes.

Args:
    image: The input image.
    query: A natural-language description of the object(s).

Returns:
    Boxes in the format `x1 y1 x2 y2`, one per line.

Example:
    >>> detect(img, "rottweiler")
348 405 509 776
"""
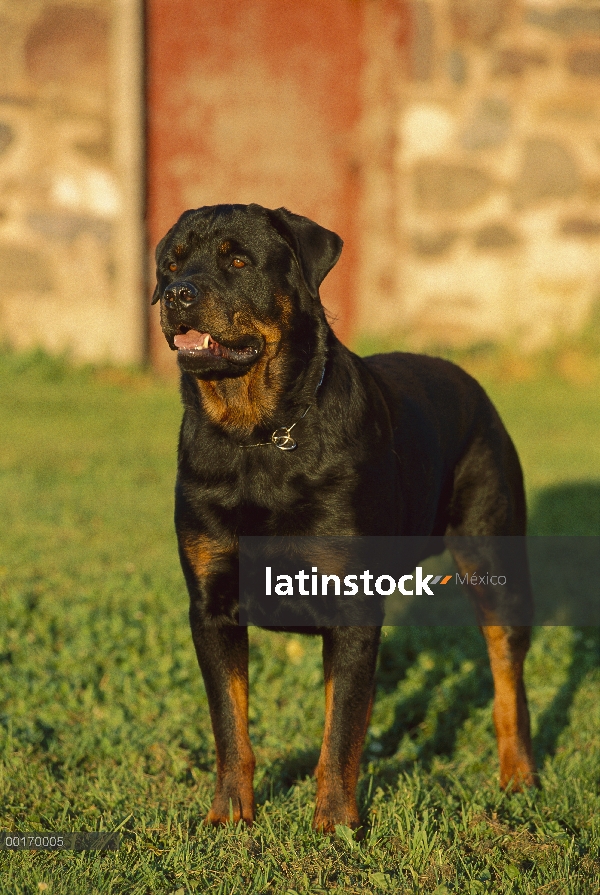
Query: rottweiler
152 203 537 832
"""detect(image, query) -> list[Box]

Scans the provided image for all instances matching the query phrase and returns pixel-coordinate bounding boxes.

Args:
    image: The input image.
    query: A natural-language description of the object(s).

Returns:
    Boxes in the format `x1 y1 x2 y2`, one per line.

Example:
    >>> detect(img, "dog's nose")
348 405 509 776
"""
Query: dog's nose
163 281 199 308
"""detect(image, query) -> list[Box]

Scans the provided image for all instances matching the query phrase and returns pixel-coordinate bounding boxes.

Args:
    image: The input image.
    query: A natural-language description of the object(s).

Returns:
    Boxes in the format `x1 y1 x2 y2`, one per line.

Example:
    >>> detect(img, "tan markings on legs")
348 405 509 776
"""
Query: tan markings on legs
340 688 374 795
316 676 334 787
314 677 374 832
452 555 536 790
180 534 237 579
314 677 344 831
206 671 255 825
482 625 537 790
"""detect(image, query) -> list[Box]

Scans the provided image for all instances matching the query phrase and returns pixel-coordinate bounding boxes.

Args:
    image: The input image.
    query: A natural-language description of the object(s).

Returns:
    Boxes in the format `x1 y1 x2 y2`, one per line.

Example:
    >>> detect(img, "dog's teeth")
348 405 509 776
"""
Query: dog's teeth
201 334 210 349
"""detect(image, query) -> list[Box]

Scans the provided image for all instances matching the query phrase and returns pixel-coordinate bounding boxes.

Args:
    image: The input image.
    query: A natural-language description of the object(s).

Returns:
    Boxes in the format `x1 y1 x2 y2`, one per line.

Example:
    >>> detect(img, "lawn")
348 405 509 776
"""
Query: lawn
0 349 598 894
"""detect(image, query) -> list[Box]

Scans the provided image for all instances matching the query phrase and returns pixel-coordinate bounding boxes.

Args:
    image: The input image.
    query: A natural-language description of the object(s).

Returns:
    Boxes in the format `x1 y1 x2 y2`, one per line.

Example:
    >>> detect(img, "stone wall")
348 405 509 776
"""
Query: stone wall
2 0 598 362
0 0 143 363
359 0 600 350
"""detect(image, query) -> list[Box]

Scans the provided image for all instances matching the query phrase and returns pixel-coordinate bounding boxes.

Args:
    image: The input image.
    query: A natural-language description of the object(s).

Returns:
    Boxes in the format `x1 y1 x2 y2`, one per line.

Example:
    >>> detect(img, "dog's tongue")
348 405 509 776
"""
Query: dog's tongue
174 330 210 350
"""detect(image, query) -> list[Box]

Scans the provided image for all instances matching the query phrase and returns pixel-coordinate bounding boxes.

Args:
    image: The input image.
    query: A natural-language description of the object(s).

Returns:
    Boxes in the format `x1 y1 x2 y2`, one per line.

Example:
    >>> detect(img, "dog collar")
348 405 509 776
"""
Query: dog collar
241 362 326 452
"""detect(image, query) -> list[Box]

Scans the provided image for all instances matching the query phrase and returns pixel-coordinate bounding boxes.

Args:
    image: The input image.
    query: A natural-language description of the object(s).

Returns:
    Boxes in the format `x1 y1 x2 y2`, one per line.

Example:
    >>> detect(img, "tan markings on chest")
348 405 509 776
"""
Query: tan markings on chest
194 295 292 433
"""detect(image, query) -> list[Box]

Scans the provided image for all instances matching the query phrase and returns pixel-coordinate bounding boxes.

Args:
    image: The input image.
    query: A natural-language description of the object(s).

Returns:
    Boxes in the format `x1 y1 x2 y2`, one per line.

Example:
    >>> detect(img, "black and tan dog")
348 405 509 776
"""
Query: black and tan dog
152 203 537 832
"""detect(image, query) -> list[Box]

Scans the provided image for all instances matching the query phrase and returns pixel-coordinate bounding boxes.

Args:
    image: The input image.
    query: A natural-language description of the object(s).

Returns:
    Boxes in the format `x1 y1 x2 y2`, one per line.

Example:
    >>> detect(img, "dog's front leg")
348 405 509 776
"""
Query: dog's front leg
314 627 381 832
189 610 255 825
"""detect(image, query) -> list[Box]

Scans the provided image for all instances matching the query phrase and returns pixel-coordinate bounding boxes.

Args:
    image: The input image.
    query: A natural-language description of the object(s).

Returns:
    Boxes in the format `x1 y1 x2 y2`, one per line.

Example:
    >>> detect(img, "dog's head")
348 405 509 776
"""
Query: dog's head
153 204 342 381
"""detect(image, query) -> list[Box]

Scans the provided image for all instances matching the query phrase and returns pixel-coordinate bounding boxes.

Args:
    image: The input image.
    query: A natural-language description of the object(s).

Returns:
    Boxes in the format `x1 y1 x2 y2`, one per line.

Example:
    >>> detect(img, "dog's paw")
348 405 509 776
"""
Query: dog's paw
205 787 255 826
499 759 540 792
312 796 360 834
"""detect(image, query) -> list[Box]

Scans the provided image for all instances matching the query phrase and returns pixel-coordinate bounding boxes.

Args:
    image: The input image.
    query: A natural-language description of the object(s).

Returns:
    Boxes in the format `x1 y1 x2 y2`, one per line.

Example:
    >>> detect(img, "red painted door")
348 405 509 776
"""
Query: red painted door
146 0 363 371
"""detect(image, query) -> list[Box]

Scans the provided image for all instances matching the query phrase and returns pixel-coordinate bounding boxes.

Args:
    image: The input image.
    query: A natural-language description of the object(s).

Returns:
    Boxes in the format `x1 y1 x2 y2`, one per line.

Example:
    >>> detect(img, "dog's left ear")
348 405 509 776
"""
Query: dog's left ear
267 207 343 299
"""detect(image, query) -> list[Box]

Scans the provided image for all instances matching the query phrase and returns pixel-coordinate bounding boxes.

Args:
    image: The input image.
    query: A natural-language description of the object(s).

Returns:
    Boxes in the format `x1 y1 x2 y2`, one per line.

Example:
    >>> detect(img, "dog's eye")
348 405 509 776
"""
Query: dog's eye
169 262 177 272
232 258 246 269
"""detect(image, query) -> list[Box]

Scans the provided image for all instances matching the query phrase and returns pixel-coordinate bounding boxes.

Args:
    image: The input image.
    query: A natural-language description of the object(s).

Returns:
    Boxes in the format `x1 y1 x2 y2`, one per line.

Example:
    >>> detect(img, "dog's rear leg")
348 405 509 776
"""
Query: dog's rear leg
450 542 538 790
480 623 537 790
189 611 255 825
447 422 538 790
314 627 380 833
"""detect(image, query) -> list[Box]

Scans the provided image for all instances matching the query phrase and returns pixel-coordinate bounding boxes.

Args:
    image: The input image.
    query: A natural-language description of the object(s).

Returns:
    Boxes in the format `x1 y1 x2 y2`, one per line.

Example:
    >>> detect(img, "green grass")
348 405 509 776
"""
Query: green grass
0 348 598 894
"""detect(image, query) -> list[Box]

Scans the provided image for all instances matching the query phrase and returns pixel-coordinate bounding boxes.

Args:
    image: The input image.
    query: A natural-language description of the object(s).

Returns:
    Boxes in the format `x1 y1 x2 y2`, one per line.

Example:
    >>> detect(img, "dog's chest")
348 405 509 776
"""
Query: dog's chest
180 441 377 536
184 445 407 542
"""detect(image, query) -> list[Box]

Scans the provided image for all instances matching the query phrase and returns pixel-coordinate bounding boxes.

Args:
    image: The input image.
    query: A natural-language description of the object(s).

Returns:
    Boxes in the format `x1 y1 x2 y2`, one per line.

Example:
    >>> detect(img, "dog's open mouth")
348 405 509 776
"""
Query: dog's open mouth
173 328 260 364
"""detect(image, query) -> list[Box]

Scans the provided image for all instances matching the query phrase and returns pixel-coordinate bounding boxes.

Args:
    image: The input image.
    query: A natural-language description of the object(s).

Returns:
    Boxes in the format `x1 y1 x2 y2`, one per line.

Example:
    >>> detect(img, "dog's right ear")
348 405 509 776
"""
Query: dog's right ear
151 231 171 305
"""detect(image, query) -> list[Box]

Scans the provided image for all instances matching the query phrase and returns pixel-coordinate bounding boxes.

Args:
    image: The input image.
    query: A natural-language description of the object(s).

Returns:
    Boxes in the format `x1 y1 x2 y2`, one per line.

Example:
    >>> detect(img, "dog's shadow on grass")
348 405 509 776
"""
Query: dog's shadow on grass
532 626 599 764
528 480 600 537
255 748 320 804
253 621 597 822
528 481 600 761
368 627 493 774
255 628 494 805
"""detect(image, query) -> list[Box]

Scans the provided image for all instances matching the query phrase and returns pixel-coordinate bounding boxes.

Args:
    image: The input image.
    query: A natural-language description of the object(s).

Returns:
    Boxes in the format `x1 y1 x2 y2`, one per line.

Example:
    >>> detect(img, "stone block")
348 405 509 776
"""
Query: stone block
450 0 508 43
513 138 580 206
525 6 600 37
0 17 20 88
27 211 112 245
493 47 548 76
411 229 458 256
560 217 600 237
414 161 493 211
409 1 434 81
446 48 467 84
461 97 511 151
74 134 112 163
25 6 109 87
474 222 520 249
406 294 484 348
539 95 597 121
402 251 511 347
0 244 54 292
585 181 600 201
568 47 600 76
50 169 120 217
0 121 14 155
401 104 455 160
